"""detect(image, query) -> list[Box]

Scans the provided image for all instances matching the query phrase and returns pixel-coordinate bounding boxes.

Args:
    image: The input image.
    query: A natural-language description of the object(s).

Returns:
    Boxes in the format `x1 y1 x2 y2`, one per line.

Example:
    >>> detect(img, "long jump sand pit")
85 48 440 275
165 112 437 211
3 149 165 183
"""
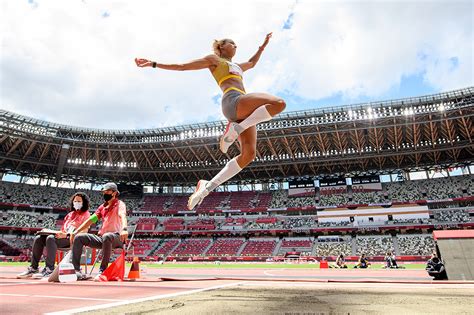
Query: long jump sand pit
2 264 473 314
80 282 474 315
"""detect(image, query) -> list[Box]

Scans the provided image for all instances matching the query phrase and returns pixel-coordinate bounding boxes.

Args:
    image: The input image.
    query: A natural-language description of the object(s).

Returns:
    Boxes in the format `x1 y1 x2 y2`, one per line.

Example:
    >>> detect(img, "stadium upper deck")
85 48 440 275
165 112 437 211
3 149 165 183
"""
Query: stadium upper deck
1 87 473 184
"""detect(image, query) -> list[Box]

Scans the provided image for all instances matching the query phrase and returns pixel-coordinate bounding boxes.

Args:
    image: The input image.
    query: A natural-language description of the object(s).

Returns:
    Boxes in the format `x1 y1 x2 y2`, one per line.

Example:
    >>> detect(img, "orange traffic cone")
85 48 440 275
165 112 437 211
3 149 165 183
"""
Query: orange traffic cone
127 256 140 281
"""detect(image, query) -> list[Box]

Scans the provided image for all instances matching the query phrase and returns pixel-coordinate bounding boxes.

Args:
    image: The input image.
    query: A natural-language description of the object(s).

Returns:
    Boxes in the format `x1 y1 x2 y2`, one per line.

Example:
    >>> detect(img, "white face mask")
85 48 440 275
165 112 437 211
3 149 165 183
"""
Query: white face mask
73 201 83 210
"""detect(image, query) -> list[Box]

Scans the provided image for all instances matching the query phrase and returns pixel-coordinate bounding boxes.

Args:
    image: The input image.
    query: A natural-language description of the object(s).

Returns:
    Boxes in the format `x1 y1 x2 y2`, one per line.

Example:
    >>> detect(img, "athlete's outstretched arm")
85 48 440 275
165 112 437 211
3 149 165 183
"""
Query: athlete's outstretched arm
239 32 272 72
135 55 218 71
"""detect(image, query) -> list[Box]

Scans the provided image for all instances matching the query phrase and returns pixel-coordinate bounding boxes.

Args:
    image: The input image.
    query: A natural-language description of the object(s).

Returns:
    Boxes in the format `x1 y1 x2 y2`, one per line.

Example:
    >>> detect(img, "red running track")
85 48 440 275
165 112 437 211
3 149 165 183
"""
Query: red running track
0 277 244 315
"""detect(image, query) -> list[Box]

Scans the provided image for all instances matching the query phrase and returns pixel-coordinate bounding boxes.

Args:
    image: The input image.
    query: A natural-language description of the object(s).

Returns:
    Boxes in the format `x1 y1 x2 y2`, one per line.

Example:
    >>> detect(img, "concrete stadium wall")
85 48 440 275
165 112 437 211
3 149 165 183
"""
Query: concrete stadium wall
437 238 474 280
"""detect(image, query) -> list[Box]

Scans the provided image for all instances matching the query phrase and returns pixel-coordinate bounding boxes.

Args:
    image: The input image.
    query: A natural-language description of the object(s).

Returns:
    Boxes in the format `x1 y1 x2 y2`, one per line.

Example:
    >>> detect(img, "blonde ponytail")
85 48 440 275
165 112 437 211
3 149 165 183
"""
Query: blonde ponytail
212 39 227 56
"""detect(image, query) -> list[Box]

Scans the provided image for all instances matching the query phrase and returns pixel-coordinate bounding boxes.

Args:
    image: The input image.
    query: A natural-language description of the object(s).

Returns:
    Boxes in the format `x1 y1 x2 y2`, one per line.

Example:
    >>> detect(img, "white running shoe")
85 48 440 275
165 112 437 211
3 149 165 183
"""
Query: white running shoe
17 266 38 279
32 267 53 279
187 180 209 210
220 122 241 154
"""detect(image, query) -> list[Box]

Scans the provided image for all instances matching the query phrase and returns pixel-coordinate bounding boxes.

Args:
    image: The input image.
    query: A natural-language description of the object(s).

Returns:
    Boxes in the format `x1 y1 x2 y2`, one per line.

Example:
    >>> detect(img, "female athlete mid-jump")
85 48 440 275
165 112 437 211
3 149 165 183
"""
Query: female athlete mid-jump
135 32 286 210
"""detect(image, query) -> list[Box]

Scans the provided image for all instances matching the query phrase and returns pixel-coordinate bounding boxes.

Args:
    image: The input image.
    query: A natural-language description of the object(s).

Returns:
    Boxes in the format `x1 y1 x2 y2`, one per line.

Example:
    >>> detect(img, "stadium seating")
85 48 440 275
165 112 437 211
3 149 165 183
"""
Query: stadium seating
169 239 212 256
397 234 435 256
280 238 313 248
277 238 314 256
434 209 470 223
282 217 316 229
423 177 474 199
392 218 430 225
319 194 348 207
240 239 277 257
229 191 258 209
385 181 424 202
0 236 34 256
271 176 473 208
0 211 57 229
315 237 352 257
385 176 473 202
141 194 190 213
163 218 185 231
130 239 157 256
1 176 473 262
141 195 170 212
351 192 386 204
135 218 159 231
206 239 245 256
2 176 472 212
166 195 189 212
318 221 352 227
196 192 230 211
186 219 215 230
268 190 287 208
356 236 394 256
0 181 103 208
221 217 247 231
247 218 280 230
254 192 273 208
0 181 142 212
269 190 316 208
154 239 179 256
1 206 472 235
124 198 143 214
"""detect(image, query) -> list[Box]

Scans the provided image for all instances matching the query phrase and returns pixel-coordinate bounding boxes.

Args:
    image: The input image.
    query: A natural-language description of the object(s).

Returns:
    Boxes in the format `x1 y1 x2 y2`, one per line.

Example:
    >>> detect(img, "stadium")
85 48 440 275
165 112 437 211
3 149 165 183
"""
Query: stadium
1 87 473 313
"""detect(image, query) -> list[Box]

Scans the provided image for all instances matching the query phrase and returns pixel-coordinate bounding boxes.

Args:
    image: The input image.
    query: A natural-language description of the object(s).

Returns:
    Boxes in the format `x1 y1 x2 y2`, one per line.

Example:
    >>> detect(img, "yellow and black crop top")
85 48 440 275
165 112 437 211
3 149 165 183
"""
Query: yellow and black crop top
212 58 243 86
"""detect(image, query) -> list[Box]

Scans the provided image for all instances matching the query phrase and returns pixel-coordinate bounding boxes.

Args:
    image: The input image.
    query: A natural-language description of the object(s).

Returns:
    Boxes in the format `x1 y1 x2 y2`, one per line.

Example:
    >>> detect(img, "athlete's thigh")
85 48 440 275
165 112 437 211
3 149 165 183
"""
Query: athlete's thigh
235 92 281 120
237 125 257 154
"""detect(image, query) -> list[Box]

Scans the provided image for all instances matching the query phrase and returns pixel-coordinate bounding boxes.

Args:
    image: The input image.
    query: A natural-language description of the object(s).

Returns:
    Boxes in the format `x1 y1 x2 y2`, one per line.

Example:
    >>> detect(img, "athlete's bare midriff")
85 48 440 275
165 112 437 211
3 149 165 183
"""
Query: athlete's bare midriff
220 77 245 93
209 66 246 94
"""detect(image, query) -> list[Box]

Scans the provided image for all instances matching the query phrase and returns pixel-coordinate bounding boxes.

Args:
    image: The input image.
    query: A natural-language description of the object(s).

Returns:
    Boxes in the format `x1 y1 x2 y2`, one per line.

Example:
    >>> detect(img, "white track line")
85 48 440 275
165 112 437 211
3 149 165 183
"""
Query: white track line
243 281 474 289
45 281 248 315
263 270 276 276
0 281 46 286
0 293 122 302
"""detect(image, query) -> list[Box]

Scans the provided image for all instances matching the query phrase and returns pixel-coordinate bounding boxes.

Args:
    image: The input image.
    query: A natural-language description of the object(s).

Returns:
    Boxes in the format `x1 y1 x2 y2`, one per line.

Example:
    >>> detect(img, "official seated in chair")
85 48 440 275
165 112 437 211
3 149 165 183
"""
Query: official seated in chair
17 192 91 279
69 183 128 280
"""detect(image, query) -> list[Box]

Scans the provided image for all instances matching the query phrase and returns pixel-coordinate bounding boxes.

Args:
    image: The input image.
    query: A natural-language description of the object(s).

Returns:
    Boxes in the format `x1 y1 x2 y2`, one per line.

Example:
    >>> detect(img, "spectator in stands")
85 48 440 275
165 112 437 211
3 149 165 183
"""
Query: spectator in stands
17 192 91 279
331 254 348 269
384 251 399 269
69 183 128 280
426 252 447 280
354 253 371 269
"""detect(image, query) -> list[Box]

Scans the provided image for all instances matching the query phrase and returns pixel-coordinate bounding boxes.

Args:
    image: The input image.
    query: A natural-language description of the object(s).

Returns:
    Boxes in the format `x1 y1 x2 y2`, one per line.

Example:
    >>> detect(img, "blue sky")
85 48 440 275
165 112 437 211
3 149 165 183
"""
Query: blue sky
283 72 438 112
1 0 472 129
274 2 464 112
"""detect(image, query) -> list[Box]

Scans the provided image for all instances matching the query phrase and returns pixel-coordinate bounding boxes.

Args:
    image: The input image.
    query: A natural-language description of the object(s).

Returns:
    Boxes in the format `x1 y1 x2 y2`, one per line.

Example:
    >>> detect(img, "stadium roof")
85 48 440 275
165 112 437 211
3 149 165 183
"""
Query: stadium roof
1 87 473 185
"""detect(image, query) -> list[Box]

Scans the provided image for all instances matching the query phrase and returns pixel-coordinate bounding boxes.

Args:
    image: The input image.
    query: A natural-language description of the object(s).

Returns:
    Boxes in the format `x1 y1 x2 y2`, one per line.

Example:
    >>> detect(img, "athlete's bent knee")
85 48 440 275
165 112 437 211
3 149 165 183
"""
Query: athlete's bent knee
275 99 286 112
102 232 115 243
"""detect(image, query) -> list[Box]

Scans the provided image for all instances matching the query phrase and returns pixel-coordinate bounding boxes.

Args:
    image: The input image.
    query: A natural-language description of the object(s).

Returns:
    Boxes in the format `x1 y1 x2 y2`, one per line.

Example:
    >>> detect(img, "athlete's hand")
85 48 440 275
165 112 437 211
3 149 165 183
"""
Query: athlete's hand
135 58 153 67
261 32 272 49
120 230 128 243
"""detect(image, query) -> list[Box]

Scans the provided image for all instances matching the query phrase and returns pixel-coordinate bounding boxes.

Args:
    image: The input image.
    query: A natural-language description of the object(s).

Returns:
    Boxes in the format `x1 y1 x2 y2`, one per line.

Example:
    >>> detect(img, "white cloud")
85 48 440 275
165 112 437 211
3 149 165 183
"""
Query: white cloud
1 0 472 129
257 0 473 101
